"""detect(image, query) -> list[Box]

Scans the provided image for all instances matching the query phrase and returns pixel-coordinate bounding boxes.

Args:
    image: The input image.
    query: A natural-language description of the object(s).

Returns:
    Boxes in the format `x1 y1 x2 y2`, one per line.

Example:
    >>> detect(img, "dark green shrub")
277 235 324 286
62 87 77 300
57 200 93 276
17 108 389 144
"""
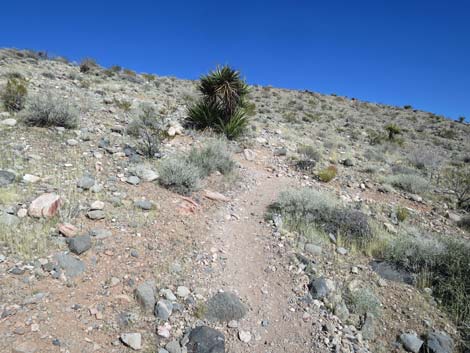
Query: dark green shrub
1 78 27 112
385 124 401 140
187 65 250 139
79 58 98 73
396 206 409 222
22 93 79 129
318 165 337 182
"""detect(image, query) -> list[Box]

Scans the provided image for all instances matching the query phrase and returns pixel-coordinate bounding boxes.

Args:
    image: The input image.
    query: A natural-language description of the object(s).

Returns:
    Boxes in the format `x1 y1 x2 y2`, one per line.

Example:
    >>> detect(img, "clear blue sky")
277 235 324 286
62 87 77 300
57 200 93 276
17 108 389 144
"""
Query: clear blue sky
2 0 469 120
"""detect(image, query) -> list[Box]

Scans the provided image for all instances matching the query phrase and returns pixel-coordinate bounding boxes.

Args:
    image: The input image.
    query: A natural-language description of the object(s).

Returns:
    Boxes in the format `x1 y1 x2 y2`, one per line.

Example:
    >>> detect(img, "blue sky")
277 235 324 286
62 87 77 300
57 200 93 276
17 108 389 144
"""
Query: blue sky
1 0 469 120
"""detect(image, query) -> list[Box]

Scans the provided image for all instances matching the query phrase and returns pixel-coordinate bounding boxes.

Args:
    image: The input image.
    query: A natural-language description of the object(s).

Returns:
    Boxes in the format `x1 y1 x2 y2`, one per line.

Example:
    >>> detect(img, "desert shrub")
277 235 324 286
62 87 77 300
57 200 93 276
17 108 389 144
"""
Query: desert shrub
442 165 470 210
269 188 372 248
158 156 200 195
296 145 321 172
113 98 132 112
127 105 166 158
1 78 27 112
396 206 409 222
22 93 79 129
187 65 250 139
408 149 442 177
318 165 337 182
385 173 429 194
457 216 470 231
385 124 401 140
187 139 235 177
345 288 381 317
384 232 470 335
79 58 97 73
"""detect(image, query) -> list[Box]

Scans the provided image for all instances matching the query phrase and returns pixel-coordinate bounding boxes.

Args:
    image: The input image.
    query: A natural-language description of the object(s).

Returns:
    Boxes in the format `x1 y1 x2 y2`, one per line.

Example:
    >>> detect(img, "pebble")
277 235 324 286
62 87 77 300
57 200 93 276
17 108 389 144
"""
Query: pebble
238 330 252 343
176 286 190 298
120 333 142 350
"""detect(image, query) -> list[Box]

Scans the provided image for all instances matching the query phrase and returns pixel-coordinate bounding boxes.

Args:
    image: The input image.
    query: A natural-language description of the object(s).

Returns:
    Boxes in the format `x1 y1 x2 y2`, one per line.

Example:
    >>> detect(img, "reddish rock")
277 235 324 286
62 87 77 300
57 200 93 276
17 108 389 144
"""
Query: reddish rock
204 190 229 202
58 223 78 237
28 193 61 218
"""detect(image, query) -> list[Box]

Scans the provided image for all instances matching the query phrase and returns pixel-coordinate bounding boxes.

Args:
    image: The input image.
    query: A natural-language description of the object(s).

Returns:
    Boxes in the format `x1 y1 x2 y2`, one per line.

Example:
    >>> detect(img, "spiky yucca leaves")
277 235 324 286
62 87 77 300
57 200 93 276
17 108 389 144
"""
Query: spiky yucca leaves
188 65 250 139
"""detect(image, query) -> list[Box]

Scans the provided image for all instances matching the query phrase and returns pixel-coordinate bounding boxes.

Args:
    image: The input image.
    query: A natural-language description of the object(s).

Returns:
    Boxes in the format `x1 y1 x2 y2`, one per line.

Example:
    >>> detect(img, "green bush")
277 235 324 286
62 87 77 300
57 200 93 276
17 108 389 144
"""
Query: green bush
318 165 337 182
187 65 250 139
79 58 97 73
269 188 372 248
345 288 381 317
127 105 166 158
158 156 200 195
1 78 27 112
22 93 79 129
187 139 235 177
386 173 429 194
396 206 409 222
385 124 401 140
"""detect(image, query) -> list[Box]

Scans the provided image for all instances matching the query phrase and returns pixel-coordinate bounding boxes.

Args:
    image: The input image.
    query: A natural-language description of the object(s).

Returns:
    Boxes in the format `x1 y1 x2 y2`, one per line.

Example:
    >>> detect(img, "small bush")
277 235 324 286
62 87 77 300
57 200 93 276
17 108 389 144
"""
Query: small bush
79 58 97 73
113 98 132 112
158 156 200 195
442 165 470 210
396 206 409 222
346 288 381 317
187 139 235 178
22 93 79 129
385 124 401 140
318 165 337 182
296 145 319 172
1 78 27 112
127 105 166 158
457 216 470 231
269 188 372 248
386 173 429 194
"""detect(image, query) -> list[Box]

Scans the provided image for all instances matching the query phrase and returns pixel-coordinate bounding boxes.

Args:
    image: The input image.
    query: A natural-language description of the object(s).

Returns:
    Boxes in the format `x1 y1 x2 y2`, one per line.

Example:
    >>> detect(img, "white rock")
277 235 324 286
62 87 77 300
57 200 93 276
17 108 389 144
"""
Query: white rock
23 174 41 183
238 330 252 343
90 200 105 210
1 118 17 126
176 286 190 298
120 333 142 350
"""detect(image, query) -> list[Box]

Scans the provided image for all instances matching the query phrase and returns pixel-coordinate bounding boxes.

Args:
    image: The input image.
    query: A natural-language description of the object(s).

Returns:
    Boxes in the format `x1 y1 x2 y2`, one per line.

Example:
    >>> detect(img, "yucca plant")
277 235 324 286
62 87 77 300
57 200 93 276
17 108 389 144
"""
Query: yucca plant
187 65 250 139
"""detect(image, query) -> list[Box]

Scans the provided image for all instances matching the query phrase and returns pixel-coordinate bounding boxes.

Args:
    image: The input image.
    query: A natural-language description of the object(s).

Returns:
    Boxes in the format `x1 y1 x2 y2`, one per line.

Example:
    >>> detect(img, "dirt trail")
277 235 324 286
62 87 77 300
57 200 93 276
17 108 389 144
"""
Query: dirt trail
201 166 326 353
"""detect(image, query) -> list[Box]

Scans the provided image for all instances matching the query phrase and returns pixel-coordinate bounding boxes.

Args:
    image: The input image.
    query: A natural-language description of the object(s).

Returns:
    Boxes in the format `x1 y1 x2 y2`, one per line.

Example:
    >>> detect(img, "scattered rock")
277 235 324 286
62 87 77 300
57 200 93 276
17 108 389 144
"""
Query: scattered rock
67 235 92 255
205 292 247 322
243 149 255 161
58 223 78 238
87 210 105 220
126 176 140 185
187 326 225 353
424 331 453 353
176 286 190 298
308 277 335 299
90 200 105 210
89 228 112 239
371 261 415 285
131 164 159 182
134 280 156 312
400 333 423 353
0 212 20 226
22 174 40 183
54 252 85 277
13 342 37 353
155 300 173 320
305 243 322 256
361 312 376 340
1 118 17 127
238 330 251 343
336 247 348 255
77 175 95 190
120 333 142 350
203 190 229 202
134 200 153 210
28 193 61 218
165 340 181 353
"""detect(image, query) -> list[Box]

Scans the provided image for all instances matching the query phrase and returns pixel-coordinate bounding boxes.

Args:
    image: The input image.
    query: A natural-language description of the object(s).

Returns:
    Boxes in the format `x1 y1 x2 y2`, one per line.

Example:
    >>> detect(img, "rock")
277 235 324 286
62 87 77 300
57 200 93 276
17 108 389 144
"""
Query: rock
66 139 78 146
187 326 225 353
308 277 335 299
54 252 85 277
384 222 398 234
90 200 105 210
161 289 177 301
343 158 354 167
126 176 140 185
334 301 349 321
305 243 322 256
361 312 376 340
157 323 172 338
176 286 190 298
1 118 17 126
134 280 156 312
67 235 92 255
205 292 247 322
17 208 27 218
243 149 255 161
155 300 173 320
400 333 424 352
77 175 95 190
424 331 453 353
134 200 153 210
13 342 37 353
0 170 16 186
351 266 359 274
203 190 229 202
371 261 415 285
336 247 348 255
120 333 142 350
165 340 181 353
132 165 159 182
89 228 112 239
87 210 105 220
22 174 40 183
28 193 61 218
446 211 462 223
409 194 423 203
273 147 287 156
0 212 20 226
227 320 238 328
238 330 251 343
58 223 78 237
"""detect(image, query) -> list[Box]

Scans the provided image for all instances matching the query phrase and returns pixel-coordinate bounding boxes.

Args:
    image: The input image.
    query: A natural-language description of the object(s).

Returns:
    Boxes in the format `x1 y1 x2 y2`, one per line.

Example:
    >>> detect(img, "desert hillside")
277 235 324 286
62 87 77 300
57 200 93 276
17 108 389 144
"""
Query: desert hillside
0 48 469 353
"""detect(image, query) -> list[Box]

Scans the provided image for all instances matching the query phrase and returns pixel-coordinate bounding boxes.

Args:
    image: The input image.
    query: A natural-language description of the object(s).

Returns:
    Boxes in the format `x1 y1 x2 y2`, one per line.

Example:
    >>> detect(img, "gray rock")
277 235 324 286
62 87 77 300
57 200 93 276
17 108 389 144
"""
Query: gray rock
334 301 349 322
87 210 105 220
1 118 17 127
187 326 225 353
361 312 376 340
55 252 85 277
336 247 348 255
165 340 181 353
400 333 423 353
0 212 20 226
126 176 140 185
425 331 453 353
155 300 173 320
371 261 415 285
12 342 37 353
158 349 169 353
67 235 92 255
134 200 153 210
89 228 112 239
305 243 322 256
176 286 190 298
120 333 142 350
77 175 95 190
343 158 354 167
273 147 287 156
132 164 159 182
308 277 335 299
134 280 156 312
0 170 15 187
205 292 247 322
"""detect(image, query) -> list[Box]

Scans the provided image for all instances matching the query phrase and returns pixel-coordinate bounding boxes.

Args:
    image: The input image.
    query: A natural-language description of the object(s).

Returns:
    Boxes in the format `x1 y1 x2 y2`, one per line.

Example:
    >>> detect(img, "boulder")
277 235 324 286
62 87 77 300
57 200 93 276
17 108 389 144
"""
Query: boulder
205 292 247 322
187 326 225 353
28 193 61 218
